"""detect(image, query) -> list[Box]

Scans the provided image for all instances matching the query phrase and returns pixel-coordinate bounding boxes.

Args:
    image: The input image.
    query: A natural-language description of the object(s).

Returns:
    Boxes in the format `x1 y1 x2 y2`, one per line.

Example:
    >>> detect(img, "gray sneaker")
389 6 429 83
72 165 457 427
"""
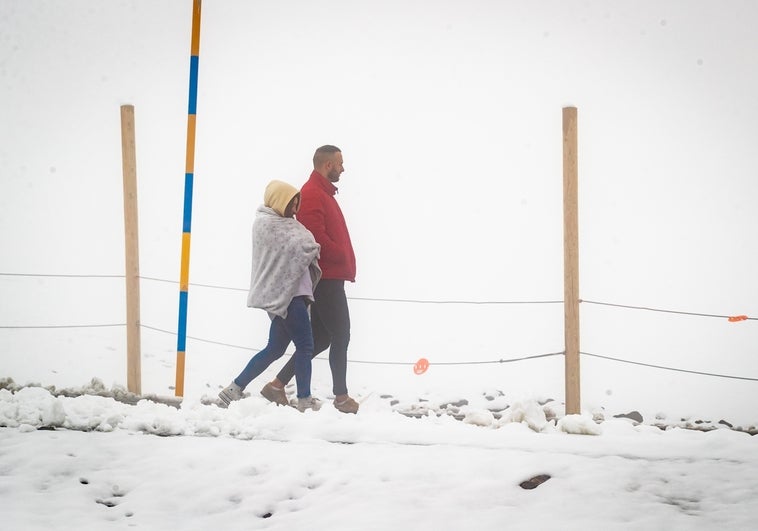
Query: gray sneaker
260 382 289 406
296 396 322 412
218 381 243 407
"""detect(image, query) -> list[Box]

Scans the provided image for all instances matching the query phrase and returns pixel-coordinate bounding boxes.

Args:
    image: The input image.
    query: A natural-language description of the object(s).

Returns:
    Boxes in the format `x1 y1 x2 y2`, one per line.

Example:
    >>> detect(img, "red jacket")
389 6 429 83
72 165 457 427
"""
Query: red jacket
297 171 356 282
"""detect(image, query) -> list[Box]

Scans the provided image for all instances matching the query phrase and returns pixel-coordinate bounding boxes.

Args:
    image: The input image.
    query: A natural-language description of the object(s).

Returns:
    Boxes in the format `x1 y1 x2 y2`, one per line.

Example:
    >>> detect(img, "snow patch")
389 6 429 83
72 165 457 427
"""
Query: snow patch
557 414 603 435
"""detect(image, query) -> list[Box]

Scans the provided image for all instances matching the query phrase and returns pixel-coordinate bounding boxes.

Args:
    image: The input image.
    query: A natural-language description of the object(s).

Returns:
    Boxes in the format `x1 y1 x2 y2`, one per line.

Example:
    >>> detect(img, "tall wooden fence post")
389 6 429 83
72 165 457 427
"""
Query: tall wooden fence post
563 106 580 415
120 104 142 395
175 0 203 396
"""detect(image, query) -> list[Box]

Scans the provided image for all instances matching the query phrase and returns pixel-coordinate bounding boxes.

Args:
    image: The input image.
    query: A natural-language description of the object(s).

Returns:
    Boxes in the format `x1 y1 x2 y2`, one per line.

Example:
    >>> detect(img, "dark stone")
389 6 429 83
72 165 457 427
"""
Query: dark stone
520 474 551 490
614 411 643 423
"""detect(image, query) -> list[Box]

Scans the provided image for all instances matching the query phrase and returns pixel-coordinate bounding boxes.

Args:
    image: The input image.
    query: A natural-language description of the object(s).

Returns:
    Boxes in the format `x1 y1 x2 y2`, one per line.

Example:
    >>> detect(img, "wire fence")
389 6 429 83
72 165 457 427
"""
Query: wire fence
1 271 756 381
581 299 758 322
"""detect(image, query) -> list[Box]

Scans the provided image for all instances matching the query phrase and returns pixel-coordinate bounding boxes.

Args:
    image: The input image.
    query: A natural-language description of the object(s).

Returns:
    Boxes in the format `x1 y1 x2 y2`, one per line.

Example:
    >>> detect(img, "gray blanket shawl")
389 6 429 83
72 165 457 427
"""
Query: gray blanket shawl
247 206 321 318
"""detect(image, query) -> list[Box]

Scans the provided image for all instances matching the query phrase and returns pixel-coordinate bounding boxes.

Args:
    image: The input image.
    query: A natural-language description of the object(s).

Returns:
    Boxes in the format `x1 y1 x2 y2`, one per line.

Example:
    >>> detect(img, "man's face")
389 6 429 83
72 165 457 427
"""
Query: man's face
326 152 344 183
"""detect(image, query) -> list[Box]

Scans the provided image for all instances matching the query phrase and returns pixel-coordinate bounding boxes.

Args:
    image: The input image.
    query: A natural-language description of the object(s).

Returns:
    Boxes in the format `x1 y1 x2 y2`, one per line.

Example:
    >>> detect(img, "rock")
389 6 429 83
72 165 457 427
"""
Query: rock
614 411 643 423
520 474 551 490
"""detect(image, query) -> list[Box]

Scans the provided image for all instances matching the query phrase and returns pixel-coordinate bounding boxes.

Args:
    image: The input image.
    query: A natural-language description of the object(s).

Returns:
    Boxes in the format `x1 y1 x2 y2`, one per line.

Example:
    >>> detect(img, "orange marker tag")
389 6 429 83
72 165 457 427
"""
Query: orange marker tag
413 358 429 375
728 315 748 322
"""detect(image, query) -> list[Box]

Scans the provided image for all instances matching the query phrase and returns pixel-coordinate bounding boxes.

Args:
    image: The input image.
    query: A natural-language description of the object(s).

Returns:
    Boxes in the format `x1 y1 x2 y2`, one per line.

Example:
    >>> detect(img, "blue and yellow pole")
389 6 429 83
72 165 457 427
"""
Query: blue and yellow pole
176 0 202 397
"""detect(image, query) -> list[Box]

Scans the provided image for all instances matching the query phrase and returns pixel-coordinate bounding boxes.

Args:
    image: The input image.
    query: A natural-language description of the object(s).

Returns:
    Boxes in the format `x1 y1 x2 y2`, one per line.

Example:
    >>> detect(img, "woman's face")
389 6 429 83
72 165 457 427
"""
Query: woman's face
285 195 300 217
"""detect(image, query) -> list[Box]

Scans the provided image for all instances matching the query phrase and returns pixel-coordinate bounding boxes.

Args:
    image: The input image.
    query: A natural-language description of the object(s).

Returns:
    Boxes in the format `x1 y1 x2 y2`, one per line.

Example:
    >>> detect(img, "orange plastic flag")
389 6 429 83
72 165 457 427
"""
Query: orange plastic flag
728 315 748 322
413 358 430 375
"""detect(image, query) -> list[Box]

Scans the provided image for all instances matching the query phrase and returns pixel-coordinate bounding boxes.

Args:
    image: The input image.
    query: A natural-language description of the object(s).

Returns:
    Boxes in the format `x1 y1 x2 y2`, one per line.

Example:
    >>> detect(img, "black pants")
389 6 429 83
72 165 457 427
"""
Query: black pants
276 279 350 396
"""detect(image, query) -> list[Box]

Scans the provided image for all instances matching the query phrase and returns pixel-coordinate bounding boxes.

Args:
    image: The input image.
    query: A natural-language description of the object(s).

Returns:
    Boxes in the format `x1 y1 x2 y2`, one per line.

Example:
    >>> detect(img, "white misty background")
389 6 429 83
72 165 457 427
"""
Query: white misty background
1 1 757 425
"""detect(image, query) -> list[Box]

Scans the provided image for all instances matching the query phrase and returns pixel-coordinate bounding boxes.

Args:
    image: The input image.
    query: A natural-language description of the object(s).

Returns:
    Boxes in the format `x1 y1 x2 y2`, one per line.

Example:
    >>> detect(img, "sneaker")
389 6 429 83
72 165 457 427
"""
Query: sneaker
333 396 359 414
260 382 288 406
218 382 243 407
297 396 322 412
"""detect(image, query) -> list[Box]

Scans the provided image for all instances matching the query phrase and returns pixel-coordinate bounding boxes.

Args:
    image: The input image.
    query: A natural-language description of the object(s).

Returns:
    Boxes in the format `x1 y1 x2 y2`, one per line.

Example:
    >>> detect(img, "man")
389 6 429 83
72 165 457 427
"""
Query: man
261 145 359 414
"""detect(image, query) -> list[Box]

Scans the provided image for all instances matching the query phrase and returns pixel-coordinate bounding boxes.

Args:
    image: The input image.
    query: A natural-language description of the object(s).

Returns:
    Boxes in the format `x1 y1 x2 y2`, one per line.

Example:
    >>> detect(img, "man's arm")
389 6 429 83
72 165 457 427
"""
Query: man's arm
297 194 342 260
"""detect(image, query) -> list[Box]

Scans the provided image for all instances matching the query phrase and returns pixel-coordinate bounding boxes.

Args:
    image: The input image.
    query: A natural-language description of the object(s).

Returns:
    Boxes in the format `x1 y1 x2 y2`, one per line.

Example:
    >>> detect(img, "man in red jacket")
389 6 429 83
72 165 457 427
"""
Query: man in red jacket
261 145 359 414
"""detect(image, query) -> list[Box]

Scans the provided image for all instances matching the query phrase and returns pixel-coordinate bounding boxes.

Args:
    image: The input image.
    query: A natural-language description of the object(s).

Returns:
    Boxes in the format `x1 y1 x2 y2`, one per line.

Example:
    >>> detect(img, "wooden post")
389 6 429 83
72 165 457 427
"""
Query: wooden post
120 104 142 395
562 106 580 415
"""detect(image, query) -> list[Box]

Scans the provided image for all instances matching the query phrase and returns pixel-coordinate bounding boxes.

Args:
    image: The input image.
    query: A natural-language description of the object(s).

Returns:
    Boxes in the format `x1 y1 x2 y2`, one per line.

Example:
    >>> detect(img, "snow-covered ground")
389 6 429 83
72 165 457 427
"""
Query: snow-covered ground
2 379 758 530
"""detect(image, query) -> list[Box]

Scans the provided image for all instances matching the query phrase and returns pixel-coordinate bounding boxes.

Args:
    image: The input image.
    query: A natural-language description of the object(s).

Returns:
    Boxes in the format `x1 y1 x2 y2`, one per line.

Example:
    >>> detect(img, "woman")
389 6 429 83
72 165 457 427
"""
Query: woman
218 180 322 411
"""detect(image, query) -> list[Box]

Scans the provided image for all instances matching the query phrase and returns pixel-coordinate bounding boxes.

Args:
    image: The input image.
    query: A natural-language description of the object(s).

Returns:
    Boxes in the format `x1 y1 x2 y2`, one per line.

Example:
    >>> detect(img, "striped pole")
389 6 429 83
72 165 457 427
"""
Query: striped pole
175 0 202 397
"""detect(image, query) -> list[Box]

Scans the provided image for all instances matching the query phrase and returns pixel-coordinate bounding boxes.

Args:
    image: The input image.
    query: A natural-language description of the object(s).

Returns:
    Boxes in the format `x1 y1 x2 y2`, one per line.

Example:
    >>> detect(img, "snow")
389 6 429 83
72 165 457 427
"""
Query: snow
3 0 758 528
1 379 758 530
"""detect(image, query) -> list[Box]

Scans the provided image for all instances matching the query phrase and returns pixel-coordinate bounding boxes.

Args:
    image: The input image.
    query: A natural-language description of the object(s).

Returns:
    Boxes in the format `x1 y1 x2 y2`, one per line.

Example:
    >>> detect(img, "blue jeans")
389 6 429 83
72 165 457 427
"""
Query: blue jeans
234 296 314 399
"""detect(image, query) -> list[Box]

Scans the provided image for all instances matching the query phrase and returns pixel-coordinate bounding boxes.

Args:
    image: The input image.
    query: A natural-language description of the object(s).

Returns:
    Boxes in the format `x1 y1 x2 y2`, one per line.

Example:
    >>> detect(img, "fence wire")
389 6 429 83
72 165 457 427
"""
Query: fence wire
140 324 258 352
582 351 758 382
0 323 125 329
139 275 563 305
582 299 758 321
0 272 124 279
1 271 756 381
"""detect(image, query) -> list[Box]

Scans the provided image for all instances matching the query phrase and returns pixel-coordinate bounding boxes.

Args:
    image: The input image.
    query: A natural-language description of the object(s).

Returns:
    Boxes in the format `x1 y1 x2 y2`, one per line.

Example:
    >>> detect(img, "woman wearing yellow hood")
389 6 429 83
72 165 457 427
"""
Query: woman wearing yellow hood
218 180 322 411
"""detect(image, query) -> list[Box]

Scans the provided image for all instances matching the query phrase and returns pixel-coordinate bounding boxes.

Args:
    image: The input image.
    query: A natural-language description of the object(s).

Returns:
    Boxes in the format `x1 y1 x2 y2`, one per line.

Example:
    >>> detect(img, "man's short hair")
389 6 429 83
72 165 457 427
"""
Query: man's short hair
313 145 341 167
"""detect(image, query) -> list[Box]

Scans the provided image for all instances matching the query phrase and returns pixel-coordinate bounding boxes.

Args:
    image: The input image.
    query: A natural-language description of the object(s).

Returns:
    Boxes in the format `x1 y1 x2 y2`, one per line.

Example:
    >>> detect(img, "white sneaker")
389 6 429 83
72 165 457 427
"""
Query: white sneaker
218 382 243 407
296 396 322 412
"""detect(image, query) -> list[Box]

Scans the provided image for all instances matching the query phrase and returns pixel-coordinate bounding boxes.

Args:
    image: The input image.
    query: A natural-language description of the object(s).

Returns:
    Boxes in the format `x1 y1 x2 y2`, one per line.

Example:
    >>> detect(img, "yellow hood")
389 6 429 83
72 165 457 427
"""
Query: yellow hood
264 180 299 217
